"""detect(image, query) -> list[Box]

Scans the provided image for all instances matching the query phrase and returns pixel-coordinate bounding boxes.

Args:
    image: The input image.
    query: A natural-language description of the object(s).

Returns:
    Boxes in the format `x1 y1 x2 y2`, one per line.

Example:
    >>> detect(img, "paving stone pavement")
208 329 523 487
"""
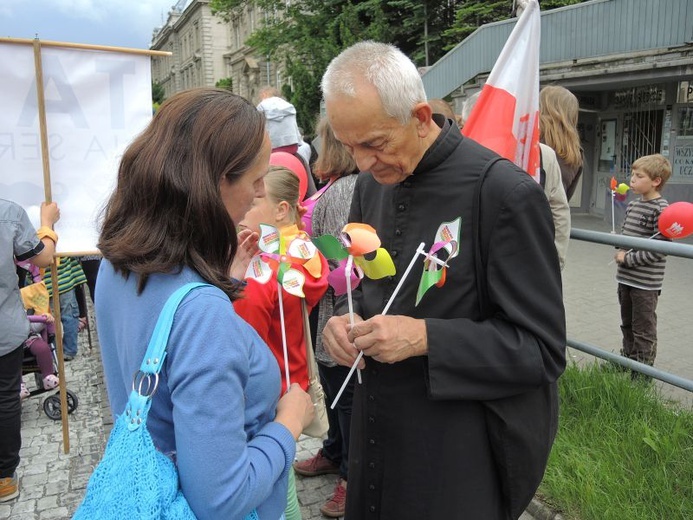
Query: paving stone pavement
4 214 691 519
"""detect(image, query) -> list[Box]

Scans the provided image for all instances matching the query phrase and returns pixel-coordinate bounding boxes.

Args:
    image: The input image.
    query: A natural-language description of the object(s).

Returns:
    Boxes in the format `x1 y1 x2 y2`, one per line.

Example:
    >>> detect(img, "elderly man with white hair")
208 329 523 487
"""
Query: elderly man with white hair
319 41 566 520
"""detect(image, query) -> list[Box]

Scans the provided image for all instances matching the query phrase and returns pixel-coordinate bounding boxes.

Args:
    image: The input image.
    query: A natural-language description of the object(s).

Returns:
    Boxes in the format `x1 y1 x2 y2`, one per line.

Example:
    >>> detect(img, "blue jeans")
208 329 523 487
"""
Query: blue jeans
51 288 79 357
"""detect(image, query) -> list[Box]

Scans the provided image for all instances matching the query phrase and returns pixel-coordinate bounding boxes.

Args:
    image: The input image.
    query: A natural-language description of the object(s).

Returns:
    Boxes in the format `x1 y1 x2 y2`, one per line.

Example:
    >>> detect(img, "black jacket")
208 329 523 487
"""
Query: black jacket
337 119 566 519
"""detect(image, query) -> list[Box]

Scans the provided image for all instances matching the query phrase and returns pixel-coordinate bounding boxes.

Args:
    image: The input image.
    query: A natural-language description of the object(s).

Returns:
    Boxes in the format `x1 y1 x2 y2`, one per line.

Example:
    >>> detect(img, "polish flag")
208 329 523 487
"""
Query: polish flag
462 0 541 183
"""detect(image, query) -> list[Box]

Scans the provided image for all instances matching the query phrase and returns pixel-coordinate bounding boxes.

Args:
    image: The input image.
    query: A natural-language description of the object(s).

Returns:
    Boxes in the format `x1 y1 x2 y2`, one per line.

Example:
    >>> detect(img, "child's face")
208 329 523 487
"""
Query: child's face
238 194 278 234
630 167 661 197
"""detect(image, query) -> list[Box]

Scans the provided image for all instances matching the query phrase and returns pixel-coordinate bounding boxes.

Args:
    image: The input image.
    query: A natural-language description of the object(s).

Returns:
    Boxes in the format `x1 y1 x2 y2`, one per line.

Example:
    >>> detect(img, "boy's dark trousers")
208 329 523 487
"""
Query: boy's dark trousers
617 283 659 365
0 345 23 478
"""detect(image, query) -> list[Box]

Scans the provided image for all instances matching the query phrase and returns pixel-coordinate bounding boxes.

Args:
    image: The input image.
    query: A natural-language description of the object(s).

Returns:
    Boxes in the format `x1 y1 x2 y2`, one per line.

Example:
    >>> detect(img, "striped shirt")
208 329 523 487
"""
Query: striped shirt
44 256 87 296
616 197 669 290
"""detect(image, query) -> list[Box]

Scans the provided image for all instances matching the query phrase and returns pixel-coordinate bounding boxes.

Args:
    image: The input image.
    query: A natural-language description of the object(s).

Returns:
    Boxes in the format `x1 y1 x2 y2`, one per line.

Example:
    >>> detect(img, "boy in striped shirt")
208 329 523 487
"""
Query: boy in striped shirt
614 154 671 371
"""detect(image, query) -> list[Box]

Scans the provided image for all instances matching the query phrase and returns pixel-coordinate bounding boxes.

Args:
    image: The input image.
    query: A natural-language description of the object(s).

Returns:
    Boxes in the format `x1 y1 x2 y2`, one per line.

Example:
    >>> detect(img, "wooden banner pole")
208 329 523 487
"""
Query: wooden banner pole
33 37 71 454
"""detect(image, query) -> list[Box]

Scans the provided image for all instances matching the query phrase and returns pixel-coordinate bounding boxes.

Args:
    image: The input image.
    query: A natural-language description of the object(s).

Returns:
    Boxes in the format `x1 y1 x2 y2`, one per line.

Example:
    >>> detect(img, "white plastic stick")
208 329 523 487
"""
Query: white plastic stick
344 255 362 384
331 242 426 409
611 191 616 234
277 282 291 391
607 231 661 266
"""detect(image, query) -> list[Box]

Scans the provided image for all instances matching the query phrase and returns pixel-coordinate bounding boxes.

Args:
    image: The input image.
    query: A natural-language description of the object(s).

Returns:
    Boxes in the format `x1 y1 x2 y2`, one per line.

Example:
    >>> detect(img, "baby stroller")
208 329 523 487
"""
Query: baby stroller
22 314 79 420
16 261 79 420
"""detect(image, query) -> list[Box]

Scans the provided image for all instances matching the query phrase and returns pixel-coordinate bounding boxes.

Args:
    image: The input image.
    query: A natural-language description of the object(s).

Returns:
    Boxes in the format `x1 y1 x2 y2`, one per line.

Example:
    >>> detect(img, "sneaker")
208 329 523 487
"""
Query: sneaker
293 449 340 477
0 473 19 502
64 354 75 362
320 478 346 518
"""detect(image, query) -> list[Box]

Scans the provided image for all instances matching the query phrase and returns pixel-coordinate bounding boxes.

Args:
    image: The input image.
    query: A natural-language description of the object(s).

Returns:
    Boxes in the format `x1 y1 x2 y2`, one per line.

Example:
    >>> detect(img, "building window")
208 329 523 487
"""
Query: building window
621 109 663 174
677 106 693 138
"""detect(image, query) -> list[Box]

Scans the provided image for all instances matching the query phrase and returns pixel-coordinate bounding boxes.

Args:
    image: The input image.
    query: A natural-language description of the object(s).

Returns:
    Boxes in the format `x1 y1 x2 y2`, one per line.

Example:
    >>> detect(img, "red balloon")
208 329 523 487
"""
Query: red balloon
658 201 693 239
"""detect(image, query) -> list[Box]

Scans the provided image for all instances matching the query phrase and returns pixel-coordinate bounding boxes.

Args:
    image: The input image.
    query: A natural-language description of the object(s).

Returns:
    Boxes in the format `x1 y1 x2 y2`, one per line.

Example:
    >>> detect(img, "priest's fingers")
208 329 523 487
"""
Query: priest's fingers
353 315 428 363
323 314 363 367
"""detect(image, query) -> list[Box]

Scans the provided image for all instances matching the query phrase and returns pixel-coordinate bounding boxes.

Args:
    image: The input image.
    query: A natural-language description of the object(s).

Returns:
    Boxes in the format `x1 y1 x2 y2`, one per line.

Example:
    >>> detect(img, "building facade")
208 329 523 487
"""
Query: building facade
150 0 283 103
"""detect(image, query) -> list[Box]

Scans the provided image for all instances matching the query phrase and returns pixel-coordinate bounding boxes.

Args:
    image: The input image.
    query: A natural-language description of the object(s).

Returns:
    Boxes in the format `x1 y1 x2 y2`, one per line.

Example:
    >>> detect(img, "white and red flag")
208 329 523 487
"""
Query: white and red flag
462 0 541 182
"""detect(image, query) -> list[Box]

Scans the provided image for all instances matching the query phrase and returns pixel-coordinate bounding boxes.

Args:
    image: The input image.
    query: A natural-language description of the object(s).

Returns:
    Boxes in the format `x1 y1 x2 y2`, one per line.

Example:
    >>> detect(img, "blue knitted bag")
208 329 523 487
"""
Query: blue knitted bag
73 283 259 520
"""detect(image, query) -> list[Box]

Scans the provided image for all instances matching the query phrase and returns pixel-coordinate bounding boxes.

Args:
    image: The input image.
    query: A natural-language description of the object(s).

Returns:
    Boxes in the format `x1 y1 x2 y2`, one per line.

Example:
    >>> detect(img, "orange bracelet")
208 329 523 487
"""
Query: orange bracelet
37 226 58 244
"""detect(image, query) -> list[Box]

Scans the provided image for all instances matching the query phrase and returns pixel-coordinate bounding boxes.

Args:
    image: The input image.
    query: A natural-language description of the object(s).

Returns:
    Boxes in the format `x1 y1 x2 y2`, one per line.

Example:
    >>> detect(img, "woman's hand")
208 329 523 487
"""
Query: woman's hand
230 228 259 280
275 383 315 440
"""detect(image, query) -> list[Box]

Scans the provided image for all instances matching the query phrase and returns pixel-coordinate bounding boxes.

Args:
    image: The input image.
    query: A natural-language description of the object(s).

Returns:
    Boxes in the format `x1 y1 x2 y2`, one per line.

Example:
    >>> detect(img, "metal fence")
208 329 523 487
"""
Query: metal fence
568 227 693 394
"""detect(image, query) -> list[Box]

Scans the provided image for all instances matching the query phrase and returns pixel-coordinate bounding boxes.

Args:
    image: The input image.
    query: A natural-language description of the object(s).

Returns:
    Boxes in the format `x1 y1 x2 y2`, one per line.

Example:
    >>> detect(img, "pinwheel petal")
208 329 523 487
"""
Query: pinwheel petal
353 248 396 279
343 223 382 256
281 268 306 298
258 223 281 254
244 255 274 284
312 234 349 260
327 260 361 295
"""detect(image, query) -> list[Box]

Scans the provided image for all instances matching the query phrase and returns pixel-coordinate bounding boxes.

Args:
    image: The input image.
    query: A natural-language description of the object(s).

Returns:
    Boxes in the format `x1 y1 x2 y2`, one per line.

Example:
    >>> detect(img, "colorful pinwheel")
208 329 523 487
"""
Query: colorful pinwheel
610 176 630 233
312 223 396 295
244 223 325 388
244 223 323 297
415 218 461 306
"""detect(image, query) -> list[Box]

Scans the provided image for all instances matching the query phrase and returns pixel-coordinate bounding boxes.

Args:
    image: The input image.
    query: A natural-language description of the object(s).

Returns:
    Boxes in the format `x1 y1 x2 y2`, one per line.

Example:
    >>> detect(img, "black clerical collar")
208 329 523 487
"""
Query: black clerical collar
411 114 461 177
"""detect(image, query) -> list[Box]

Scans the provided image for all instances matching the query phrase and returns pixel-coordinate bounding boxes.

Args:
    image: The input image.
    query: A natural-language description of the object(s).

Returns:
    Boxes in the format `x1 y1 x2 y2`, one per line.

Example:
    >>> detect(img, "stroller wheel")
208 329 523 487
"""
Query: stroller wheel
43 390 79 420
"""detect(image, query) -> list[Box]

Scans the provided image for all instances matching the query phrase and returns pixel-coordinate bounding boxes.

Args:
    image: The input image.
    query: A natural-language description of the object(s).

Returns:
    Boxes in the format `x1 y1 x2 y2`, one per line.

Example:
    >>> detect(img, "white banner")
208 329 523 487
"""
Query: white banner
0 42 152 253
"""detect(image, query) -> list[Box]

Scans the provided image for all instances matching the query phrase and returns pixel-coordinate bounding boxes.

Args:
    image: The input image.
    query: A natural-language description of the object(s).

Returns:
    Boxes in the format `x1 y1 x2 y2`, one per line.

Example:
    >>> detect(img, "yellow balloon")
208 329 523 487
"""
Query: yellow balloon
616 183 630 195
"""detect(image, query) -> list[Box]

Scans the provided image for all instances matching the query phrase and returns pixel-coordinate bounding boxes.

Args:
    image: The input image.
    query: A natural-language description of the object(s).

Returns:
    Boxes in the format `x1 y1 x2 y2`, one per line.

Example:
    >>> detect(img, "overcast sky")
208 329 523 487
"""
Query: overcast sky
0 0 188 50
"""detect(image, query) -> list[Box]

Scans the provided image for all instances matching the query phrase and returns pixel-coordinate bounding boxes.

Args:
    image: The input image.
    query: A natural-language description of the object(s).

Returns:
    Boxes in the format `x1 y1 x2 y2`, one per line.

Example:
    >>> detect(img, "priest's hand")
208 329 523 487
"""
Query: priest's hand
348 315 428 364
323 314 365 368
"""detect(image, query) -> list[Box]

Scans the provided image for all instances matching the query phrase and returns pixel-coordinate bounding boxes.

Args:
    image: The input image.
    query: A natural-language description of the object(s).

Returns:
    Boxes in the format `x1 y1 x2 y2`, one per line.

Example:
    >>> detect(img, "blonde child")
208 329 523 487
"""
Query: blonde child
614 154 671 373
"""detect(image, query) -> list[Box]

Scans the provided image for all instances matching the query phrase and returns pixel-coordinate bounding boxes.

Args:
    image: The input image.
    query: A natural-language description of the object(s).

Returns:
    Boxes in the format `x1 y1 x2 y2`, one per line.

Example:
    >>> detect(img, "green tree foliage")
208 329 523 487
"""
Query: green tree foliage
210 0 394 134
444 0 586 46
209 0 587 133
151 81 165 105
215 77 234 91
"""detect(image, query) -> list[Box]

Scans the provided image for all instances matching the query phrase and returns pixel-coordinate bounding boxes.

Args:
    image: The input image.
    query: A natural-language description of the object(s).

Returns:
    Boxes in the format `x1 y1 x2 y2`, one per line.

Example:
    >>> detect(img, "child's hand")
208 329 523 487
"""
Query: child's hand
614 250 626 265
44 314 55 324
297 204 308 230
229 228 260 280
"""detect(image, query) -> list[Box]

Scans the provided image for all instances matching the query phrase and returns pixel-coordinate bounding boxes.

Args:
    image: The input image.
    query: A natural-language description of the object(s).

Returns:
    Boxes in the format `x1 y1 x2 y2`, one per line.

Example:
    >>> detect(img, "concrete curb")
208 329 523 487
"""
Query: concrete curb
527 497 566 520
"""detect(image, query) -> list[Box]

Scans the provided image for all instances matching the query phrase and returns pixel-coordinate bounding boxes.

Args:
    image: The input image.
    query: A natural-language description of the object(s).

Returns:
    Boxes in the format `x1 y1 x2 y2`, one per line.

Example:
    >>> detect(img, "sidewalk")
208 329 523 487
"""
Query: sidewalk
4 214 690 519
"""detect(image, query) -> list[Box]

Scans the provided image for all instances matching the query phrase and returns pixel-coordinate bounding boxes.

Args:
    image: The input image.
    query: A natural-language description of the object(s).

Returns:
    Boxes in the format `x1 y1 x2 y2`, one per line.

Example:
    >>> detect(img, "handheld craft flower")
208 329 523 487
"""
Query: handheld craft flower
244 223 323 297
415 218 462 305
609 176 630 233
243 223 326 389
312 223 396 294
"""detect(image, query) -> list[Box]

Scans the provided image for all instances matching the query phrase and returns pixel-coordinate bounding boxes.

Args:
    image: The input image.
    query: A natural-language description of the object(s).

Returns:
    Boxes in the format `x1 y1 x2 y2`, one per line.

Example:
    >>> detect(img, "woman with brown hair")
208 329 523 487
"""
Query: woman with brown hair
540 85 584 201
95 88 313 519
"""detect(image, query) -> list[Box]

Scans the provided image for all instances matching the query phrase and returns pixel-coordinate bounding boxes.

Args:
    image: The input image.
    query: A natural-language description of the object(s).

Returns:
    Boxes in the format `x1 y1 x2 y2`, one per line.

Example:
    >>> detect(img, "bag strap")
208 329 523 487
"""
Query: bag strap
471 157 505 318
305 178 334 204
301 301 318 380
139 282 210 375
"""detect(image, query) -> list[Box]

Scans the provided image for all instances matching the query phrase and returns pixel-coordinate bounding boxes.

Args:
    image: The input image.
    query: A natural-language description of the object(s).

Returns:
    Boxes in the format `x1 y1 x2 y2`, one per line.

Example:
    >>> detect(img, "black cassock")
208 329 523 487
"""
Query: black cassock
337 118 566 520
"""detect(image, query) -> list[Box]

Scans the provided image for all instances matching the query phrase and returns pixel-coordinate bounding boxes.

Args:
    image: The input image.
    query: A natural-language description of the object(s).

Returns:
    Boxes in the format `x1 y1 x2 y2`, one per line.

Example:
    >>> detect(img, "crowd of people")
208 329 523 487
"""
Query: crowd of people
0 37 674 520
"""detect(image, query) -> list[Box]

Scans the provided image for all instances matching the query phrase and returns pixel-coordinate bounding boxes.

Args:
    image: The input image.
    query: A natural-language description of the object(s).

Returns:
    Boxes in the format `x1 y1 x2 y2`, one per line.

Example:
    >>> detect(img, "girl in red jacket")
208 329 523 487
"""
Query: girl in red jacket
235 166 329 393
